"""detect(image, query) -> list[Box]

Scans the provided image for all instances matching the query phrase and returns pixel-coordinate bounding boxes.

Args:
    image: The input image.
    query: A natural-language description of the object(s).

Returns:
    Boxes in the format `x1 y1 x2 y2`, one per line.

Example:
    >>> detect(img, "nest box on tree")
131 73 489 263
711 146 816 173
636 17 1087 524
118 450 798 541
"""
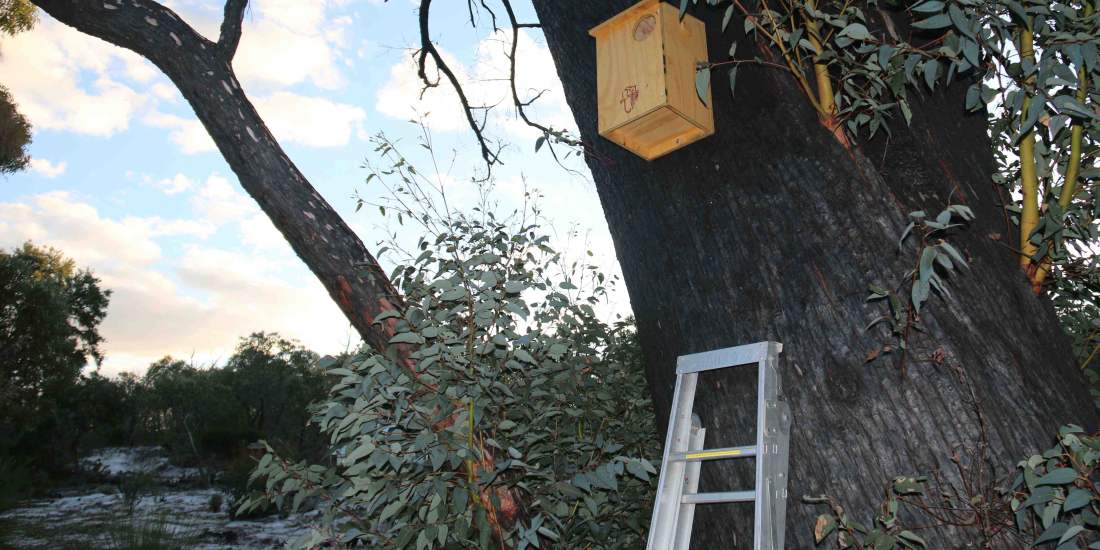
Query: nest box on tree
588 0 715 161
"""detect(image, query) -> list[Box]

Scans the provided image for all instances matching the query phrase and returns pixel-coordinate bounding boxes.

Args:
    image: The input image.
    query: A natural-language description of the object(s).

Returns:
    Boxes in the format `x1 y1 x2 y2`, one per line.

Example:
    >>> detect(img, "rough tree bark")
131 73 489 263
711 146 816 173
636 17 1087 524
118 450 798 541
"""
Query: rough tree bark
533 1 1099 547
30 0 403 351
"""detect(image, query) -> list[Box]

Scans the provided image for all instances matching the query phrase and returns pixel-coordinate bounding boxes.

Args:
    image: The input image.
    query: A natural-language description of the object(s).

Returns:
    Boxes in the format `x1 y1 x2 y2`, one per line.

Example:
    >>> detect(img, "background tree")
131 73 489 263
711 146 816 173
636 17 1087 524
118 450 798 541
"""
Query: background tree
0 0 34 175
219 332 326 456
0 0 34 33
0 85 30 175
0 242 110 472
137 336 327 464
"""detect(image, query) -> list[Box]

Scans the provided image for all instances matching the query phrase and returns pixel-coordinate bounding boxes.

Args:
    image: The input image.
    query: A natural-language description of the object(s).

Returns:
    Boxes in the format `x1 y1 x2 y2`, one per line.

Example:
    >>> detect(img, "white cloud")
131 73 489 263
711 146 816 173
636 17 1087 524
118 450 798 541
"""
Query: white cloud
28 158 67 178
154 173 195 195
151 83 179 101
0 191 354 377
0 19 148 136
190 173 255 226
375 48 472 132
239 213 288 251
0 192 162 268
232 0 350 91
253 92 366 147
140 216 216 239
143 112 217 154
476 30 576 138
1 0 354 154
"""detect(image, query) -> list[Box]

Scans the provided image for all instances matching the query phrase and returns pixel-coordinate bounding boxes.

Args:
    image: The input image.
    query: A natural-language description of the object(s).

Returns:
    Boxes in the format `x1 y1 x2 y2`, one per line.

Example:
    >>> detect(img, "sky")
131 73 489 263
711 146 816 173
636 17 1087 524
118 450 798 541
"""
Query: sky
0 0 629 376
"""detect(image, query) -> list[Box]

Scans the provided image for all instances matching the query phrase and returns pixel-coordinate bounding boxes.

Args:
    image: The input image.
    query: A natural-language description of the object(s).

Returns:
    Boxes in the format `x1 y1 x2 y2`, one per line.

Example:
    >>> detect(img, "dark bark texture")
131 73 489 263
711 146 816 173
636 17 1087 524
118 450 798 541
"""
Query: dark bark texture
30 0 403 352
533 1 1099 547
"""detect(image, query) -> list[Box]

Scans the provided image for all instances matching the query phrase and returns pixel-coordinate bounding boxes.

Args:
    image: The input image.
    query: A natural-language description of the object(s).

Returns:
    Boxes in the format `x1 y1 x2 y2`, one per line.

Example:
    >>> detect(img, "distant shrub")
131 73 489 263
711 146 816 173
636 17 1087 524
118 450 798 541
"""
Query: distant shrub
208 493 223 514
118 473 157 517
105 513 191 550
0 457 34 511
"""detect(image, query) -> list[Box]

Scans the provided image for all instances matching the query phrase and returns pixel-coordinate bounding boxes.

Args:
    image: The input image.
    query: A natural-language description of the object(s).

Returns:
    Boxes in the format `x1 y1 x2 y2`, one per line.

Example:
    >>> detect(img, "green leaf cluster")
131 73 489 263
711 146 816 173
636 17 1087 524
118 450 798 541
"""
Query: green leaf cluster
243 135 659 549
865 205 973 364
1009 425 1100 549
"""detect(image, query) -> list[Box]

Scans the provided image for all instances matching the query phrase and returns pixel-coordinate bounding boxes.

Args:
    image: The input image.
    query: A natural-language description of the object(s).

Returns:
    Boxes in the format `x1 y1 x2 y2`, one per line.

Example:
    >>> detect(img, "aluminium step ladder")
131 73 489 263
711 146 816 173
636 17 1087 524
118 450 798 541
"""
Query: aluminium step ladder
646 341 791 550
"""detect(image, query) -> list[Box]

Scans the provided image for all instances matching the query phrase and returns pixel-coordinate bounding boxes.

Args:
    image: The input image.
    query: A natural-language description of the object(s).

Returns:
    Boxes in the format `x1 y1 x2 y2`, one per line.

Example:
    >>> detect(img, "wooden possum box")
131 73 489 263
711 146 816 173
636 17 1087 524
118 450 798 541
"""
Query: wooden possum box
588 0 714 160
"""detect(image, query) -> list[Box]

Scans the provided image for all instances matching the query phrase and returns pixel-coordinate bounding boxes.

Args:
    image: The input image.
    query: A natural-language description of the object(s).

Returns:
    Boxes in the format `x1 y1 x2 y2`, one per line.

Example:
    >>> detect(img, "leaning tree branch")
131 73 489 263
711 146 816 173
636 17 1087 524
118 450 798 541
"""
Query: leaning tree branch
30 0 407 354
218 0 248 61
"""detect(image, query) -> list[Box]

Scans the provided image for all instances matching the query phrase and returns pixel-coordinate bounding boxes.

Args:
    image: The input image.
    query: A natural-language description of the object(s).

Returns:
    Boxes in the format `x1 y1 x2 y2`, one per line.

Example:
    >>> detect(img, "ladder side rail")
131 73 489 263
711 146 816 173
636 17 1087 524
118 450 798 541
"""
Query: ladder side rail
764 345 791 550
672 424 705 549
752 341 778 547
752 350 770 550
759 342 786 550
646 372 699 550
770 398 792 550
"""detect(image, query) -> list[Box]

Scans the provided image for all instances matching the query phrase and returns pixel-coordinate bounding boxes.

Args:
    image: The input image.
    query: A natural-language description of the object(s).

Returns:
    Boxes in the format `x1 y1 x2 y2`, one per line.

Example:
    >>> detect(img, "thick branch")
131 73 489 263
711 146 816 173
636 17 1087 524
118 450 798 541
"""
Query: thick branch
218 0 248 61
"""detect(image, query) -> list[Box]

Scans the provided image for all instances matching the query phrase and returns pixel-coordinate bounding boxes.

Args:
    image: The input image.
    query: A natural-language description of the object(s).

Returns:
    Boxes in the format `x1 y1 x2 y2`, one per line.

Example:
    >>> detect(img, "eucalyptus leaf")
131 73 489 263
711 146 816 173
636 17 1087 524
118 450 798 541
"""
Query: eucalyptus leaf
696 66 711 106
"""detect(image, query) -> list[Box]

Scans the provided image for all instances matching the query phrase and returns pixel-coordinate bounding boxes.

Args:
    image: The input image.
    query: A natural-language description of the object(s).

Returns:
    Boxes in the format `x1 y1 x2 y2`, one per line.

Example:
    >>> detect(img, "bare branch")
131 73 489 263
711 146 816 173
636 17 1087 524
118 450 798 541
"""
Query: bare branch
500 0 606 172
218 0 248 61
418 0 502 171
415 0 600 174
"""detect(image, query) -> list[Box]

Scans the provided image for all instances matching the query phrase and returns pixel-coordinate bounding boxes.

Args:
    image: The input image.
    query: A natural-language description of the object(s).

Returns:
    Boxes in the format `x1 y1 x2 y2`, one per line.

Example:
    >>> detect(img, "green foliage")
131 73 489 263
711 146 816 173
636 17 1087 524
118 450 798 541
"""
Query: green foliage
0 242 110 471
0 457 34 511
0 0 35 36
0 0 35 176
0 85 30 175
118 473 157 517
865 205 974 365
1009 424 1100 547
135 333 328 464
808 424 1100 548
243 135 658 548
105 513 192 550
806 479 929 549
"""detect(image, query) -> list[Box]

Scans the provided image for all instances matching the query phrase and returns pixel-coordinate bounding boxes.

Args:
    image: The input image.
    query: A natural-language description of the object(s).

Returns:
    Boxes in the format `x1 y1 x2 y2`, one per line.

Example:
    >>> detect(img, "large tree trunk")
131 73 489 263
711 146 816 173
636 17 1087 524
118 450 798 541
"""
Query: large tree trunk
533 1 1099 547
30 0 402 351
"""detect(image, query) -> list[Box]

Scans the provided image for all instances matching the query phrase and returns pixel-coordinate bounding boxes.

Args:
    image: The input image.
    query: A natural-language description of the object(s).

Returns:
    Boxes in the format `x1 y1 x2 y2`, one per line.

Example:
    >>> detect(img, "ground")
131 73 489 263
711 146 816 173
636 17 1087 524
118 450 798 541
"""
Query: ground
0 447 315 549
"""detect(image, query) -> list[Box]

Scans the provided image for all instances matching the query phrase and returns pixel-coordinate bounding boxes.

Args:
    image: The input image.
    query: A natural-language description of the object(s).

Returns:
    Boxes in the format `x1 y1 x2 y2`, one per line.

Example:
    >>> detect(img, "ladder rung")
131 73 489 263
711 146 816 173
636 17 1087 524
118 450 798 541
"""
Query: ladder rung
670 445 756 462
681 491 755 504
676 342 774 374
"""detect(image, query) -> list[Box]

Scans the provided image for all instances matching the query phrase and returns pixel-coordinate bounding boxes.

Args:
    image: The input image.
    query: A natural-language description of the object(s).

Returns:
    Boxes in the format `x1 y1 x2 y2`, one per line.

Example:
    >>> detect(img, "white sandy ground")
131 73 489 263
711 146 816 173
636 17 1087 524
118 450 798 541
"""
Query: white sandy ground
0 447 317 548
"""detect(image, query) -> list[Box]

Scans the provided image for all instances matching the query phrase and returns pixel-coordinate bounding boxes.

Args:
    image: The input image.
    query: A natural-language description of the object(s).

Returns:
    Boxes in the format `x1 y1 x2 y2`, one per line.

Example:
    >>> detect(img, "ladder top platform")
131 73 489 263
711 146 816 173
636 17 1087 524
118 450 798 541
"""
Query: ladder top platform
676 341 783 374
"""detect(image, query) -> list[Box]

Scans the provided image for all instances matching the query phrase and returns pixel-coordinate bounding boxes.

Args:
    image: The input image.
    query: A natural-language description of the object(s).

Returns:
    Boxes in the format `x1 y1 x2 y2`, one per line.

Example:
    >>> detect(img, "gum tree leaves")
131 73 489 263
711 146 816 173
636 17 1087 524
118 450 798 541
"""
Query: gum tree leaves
240 136 659 549
695 64 711 106
839 23 872 41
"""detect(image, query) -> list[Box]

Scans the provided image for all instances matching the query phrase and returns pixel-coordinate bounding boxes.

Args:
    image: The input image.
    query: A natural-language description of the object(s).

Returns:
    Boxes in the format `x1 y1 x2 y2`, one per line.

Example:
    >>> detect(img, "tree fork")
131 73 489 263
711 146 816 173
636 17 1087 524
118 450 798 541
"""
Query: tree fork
1033 2 1094 291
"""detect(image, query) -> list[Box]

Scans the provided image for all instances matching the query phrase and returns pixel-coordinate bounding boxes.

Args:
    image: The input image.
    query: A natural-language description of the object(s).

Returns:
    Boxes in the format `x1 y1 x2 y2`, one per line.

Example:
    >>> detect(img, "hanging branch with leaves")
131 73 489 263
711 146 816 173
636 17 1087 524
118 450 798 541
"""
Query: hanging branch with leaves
684 0 1100 297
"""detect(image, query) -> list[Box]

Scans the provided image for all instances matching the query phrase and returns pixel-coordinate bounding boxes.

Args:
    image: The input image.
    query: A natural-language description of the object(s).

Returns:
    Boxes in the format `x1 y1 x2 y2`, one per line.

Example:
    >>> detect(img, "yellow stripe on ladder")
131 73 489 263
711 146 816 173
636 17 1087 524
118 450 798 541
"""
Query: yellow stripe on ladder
684 448 743 460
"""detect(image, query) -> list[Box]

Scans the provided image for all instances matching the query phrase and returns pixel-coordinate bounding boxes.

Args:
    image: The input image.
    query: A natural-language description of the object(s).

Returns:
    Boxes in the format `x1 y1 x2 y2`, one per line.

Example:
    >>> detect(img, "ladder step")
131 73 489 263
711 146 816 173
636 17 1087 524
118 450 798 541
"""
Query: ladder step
681 491 755 504
670 445 756 462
